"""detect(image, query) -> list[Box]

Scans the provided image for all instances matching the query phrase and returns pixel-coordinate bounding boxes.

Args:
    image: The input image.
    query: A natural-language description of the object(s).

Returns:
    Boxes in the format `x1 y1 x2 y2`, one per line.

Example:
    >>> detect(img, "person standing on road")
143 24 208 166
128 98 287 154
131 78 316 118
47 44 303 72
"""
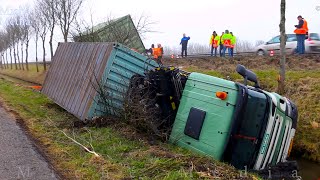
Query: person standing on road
230 32 236 57
209 31 219 56
219 32 224 57
180 33 190 57
294 15 308 54
221 30 232 57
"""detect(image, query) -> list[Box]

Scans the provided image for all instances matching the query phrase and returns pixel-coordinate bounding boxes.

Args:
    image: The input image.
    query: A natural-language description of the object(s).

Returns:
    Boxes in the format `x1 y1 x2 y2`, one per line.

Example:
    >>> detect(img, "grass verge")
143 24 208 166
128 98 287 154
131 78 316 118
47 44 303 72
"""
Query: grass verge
0 63 48 84
0 77 257 179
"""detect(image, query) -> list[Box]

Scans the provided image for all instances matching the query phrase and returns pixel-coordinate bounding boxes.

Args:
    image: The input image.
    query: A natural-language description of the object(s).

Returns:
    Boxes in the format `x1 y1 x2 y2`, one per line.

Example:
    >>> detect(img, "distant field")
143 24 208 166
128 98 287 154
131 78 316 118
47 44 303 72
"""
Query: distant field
0 63 49 84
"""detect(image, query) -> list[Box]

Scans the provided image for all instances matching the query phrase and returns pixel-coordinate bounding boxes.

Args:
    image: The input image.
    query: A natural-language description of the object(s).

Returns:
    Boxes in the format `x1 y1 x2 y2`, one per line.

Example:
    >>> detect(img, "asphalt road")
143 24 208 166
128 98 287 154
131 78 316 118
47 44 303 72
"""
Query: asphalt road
0 105 58 180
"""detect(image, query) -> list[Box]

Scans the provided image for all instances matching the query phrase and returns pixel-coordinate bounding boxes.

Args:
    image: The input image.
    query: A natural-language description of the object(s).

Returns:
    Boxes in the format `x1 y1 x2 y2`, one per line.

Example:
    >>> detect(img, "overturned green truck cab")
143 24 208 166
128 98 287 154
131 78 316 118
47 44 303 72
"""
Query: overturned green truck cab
169 65 298 171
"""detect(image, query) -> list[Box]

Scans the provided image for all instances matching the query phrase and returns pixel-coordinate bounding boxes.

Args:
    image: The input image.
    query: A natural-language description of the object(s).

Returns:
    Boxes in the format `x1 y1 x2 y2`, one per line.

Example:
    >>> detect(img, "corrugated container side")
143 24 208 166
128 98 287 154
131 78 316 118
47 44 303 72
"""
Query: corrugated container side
42 42 158 121
87 43 158 119
42 43 113 120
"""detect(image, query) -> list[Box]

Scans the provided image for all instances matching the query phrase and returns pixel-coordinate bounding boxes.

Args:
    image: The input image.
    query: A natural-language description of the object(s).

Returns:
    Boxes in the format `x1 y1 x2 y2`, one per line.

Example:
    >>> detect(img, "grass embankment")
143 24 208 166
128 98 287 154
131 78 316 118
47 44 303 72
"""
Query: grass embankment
165 55 320 163
0 63 48 84
0 71 256 178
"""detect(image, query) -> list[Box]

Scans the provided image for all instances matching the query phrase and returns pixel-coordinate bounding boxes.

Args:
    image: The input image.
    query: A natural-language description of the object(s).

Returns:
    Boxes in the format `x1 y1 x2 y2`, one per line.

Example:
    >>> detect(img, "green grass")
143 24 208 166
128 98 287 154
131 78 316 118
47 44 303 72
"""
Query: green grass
0 78 257 179
184 67 320 163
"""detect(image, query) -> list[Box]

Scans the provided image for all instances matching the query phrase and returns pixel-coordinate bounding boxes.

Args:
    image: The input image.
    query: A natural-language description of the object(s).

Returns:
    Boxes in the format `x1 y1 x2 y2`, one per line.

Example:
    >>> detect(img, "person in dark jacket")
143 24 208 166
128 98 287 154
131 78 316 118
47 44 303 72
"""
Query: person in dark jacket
180 33 190 57
146 44 154 55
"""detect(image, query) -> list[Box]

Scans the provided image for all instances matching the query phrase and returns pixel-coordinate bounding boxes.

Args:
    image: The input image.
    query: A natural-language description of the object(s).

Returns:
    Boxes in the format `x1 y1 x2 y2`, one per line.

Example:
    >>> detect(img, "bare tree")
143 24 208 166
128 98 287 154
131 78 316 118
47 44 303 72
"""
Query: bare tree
37 0 56 60
235 39 254 52
38 10 49 71
21 8 32 71
188 43 210 54
13 15 23 70
0 31 7 69
278 0 286 94
134 14 157 40
5 28 14 69
73 14 155 54
5 19 18 70
70 9 98 42
255 40 265 47
70 20 98 42
30 10 40 72
55 0 84 42
0 32 5 69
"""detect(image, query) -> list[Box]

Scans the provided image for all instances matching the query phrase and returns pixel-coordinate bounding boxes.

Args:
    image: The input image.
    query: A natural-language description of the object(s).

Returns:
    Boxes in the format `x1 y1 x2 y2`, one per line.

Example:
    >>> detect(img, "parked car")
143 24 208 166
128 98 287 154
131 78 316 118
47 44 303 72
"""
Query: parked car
255 33 320 55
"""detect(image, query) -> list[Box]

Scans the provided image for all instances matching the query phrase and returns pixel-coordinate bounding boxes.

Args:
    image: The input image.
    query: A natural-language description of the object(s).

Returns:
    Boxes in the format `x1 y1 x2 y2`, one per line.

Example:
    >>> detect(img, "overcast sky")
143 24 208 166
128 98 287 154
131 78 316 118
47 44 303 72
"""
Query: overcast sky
0 0 319 60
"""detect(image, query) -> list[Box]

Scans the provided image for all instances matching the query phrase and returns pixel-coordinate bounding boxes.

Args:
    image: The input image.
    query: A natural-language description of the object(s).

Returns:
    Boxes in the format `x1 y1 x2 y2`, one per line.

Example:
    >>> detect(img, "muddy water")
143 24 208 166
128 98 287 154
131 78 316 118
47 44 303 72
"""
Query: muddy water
297 158 320 180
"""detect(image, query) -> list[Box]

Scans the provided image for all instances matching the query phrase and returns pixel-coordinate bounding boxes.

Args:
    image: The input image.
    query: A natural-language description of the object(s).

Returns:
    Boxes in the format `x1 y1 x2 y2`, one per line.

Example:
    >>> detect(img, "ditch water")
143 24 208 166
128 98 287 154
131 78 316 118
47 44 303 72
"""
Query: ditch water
297 158 320 180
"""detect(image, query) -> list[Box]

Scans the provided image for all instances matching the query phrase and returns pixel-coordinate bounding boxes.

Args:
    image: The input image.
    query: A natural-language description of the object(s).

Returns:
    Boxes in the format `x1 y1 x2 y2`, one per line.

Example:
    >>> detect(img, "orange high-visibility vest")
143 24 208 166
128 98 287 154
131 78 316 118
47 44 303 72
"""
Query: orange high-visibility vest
152 48 162 58
224 39 231 47
210 35 215 46
213 40 219 48
294 19 308 35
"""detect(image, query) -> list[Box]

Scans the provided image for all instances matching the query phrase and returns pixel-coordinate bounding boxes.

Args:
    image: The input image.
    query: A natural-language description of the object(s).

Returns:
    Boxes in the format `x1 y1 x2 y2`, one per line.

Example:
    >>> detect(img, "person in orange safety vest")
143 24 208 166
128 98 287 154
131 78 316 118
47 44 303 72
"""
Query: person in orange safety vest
209 31 219 56
152 44 163 65
294 15 308 54
221 30 232 57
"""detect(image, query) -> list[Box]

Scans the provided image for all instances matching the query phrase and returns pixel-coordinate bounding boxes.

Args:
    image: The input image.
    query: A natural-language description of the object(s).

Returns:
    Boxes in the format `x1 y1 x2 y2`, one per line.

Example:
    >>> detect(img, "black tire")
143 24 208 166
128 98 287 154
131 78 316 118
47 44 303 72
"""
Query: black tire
257 50 265 56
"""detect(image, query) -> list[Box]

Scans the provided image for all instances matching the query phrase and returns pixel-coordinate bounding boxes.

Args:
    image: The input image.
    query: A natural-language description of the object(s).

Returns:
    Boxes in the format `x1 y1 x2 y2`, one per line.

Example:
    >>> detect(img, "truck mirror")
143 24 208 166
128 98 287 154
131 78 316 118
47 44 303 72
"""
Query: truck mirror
236 64 246 77
236 64 260 88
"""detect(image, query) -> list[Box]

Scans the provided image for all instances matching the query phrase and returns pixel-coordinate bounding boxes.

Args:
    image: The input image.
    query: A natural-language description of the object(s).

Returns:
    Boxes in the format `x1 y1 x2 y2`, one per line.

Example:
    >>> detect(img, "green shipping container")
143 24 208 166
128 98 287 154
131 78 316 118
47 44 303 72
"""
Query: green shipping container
169 72 238 160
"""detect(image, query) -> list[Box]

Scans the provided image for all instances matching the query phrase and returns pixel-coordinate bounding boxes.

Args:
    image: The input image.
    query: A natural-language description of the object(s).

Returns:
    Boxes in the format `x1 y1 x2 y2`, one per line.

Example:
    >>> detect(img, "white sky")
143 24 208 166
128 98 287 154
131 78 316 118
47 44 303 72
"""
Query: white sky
0 0 319 61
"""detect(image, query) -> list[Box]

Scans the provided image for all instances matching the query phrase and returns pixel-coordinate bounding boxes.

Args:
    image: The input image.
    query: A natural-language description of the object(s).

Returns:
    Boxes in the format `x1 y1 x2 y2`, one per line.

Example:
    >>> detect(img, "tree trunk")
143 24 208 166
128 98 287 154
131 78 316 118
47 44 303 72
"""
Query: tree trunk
35 37 39 73
13 45 17 70
5 50 8 69
9 48 13 69
278 0 286 94
64 32 68 42
25 40 29 71
16 43 21 70
42 39 47 71
49 25 54 60
0 54 3 69
1 54 4 69
21 42 24 70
